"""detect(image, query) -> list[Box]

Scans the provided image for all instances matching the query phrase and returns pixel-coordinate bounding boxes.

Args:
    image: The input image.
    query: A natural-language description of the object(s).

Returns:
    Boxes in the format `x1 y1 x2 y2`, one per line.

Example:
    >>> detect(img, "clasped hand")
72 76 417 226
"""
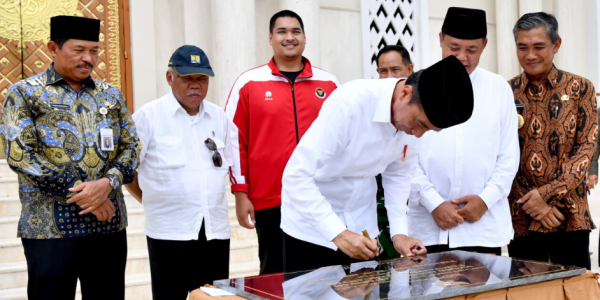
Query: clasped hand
518 189 551 220
66 178 114 221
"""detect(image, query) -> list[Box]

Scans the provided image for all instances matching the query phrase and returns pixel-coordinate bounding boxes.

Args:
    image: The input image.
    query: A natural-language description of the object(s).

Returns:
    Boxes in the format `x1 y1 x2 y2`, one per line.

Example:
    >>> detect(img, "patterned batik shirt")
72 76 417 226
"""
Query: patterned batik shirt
509 66 597 237
0 64 141 239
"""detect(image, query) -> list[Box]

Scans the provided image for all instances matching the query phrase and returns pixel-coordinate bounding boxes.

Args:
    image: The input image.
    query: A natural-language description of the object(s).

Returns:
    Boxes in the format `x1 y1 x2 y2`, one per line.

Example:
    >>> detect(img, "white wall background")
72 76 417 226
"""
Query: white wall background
129 0 599 111
129 0 363 110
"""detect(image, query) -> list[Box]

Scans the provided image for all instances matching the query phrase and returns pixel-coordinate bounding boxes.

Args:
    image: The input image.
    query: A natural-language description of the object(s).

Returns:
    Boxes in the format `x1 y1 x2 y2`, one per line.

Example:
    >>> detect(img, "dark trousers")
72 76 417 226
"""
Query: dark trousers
508 230 591 270
255 206 284 274
283 232 362 273
146 222 230 300
426 244 502 256
21 230 127 300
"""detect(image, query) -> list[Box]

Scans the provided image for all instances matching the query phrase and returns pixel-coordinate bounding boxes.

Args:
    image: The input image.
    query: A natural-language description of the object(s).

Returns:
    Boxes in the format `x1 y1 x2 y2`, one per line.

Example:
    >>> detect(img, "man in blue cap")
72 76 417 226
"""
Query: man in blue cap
125 45 234 300
1 15 140 299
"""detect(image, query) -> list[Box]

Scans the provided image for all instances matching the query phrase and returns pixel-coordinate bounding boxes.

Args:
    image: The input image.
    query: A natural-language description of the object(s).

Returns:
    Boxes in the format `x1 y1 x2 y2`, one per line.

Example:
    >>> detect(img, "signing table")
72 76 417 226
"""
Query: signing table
190 251 600 300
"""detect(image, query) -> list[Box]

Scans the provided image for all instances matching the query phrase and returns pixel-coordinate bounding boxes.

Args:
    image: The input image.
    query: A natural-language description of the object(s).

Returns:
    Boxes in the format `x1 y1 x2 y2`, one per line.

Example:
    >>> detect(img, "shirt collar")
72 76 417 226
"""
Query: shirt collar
45 63 96 89
268 56 314 80
166 91 207 119
373 78 405 123
519 64 559 89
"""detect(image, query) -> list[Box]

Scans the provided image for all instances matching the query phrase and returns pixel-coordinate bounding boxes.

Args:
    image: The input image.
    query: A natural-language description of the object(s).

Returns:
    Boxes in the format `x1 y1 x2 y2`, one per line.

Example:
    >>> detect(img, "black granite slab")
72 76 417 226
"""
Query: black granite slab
213 250 586 300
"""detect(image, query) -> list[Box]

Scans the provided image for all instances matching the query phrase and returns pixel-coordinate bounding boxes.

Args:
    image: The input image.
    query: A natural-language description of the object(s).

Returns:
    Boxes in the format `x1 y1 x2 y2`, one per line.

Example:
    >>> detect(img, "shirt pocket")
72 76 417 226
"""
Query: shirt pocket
210 137 228 169
155 136 186 168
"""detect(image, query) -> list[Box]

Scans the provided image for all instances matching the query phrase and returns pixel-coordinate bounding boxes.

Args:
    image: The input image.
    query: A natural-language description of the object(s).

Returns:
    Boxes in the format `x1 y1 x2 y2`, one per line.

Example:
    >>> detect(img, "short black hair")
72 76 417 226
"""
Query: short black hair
376 45 412 67
51 38 69 49
405 70 423 107
269 10 304 33
440 32 487 42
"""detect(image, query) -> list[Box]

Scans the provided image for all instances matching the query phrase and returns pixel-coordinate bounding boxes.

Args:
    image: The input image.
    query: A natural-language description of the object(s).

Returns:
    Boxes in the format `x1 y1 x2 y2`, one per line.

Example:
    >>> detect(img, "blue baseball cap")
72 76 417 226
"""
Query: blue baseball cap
168 45 214 77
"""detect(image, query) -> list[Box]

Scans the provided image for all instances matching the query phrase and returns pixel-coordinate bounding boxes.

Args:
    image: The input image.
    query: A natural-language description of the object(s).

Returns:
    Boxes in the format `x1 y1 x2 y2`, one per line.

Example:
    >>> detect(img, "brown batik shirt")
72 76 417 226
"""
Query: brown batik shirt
509 66 597 237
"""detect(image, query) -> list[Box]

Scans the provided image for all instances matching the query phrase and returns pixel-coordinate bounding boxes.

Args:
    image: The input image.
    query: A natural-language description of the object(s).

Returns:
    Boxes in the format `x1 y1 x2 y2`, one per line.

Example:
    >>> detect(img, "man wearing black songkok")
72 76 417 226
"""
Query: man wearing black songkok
408 7 519 256
280 55 474 273
1 15 140 299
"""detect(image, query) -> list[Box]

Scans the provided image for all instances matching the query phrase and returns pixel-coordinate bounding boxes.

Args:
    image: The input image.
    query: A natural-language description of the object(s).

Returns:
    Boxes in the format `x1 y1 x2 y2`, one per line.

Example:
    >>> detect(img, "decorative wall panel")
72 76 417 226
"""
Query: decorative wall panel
361 0 417 79
0 0 126 103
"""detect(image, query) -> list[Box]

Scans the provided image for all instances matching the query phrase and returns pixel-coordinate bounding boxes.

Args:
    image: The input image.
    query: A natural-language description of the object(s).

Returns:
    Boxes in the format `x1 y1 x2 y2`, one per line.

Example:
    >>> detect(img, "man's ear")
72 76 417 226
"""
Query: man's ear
553 37 562 54
47 41 58 59
269 33 273 46
407 64 414 75
166 71 174 86
401 84 414 103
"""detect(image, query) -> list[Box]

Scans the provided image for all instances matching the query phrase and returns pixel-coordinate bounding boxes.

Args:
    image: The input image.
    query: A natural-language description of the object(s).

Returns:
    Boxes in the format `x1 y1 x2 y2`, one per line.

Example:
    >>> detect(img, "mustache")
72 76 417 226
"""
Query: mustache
186 91 202 96
76 62 94 69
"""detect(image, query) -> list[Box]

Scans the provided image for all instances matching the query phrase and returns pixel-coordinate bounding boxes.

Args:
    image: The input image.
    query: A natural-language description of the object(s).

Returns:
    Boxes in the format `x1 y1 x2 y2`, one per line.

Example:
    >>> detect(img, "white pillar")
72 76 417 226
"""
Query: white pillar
183 0 212 48
130 0 158 109
495 0 520 79
553 0 587 76
153 0 185 98
183 0 215 104
279 0 321 66
586 0 600 89
255 0 280 64
518 0 543 16
211 0 256 108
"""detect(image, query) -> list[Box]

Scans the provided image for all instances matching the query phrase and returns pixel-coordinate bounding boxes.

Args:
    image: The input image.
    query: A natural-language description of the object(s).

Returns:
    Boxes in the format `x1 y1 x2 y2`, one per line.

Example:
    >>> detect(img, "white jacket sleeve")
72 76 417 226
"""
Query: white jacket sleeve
477 83 520 209
382 136 421 237
411 157 446 213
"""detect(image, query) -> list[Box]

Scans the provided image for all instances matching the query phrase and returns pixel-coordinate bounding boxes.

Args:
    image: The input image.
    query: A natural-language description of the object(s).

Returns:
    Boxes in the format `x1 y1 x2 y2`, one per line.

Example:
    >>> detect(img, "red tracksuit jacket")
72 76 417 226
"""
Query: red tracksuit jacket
225 57 339 211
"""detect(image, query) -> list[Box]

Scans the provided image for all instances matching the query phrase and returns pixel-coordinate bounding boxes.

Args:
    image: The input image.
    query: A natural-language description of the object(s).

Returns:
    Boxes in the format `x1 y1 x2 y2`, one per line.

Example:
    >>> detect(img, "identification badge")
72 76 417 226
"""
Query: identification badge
100 128 114 151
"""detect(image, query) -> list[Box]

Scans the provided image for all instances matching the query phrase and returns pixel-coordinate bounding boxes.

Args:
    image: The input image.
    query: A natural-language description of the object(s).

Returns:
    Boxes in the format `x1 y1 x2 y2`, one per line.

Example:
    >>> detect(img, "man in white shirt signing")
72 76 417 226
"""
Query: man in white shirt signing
280 55 475 273
408 7 520 255
125 45 234 299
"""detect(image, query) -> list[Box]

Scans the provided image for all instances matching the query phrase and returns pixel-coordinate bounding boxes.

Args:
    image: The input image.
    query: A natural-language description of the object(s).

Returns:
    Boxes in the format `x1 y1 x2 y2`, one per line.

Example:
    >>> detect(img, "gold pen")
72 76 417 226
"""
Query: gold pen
362 229 371 239
362 229 374 300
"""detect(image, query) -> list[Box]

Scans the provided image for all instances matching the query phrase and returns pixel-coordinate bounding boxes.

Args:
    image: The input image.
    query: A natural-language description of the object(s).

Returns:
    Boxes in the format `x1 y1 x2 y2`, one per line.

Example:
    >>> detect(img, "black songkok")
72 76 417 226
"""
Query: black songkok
419 55 474 129
50 16 101 42
441 7 487 40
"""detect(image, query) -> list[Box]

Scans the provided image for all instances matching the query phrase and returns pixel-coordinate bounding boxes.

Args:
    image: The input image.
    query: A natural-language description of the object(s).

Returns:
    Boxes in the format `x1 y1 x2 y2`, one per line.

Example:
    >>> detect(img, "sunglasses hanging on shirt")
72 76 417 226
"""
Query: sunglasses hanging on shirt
205 138 223 167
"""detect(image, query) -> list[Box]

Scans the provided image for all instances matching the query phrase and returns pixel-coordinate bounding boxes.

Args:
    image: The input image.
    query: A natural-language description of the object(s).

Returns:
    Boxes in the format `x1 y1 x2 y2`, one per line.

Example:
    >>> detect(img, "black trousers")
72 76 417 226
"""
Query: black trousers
255 206 284 274
146 222 230 300
508 230 591 270
426 244 502 256
21 230 127 300
283 232 362 273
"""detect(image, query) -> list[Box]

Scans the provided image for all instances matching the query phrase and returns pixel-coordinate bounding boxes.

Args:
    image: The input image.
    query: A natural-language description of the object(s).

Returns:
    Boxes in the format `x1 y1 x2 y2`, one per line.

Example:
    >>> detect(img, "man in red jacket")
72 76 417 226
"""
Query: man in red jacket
225 10 340 275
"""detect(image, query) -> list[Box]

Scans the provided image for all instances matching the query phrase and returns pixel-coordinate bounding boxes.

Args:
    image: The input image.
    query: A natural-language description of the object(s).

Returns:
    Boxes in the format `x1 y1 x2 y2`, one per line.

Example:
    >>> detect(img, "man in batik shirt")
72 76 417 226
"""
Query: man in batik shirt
508 12 597 270
0 16 140 299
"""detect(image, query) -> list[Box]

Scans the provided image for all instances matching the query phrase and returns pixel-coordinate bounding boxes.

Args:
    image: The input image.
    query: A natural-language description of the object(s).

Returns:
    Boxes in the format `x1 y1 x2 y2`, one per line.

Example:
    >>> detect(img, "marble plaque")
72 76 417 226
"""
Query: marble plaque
214 250 585 300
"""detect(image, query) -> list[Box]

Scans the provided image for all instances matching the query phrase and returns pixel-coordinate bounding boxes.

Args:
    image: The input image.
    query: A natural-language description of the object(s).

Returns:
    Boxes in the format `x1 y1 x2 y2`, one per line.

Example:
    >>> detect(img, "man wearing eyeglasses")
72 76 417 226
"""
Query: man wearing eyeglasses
125 45 234 300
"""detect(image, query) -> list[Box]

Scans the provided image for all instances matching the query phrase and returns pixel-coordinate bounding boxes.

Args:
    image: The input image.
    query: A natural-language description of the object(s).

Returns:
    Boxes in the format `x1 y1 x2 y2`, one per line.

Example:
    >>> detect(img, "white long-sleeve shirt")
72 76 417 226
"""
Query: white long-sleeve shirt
133 92 234 241
281 78 421 250
408 67 519 248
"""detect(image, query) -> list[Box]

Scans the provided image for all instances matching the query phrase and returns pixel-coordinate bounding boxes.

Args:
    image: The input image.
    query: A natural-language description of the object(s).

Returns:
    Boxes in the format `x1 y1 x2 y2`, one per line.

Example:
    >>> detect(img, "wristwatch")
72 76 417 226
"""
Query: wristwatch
106 175 121 190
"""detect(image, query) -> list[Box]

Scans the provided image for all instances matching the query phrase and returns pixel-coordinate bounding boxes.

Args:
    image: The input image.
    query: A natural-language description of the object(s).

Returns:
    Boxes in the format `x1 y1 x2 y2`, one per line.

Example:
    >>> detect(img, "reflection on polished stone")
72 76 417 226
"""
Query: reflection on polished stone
213 250 586 300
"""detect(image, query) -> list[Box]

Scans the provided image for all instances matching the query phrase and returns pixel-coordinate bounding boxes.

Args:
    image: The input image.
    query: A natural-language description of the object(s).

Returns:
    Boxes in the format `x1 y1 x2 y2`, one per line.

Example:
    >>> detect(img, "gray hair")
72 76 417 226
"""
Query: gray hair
513 12 560 44
167 66 175 80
